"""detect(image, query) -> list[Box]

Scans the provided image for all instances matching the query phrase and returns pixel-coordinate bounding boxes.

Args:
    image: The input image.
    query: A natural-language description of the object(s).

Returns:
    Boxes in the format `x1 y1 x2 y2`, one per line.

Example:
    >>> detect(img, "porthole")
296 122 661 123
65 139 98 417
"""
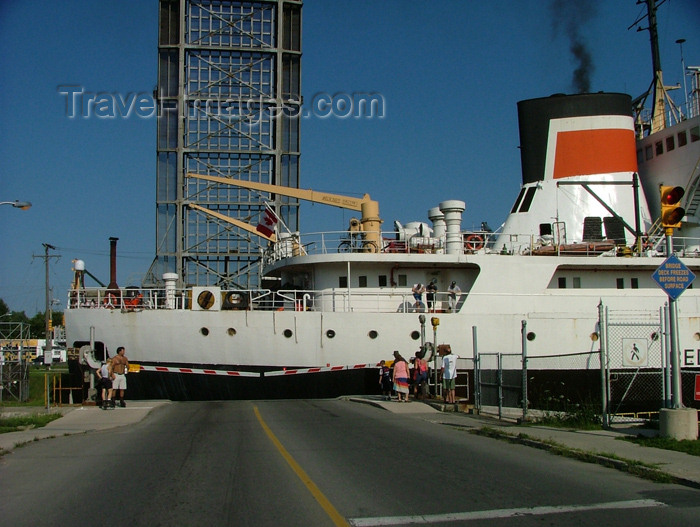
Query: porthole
694 332 700 341
227 328 237 336
368 330 378 339
526 332 536 341
650 332 659 342
200 327 209 336
283 329 293 338
410 330 420 340
326 329 336 339
590 332 599 342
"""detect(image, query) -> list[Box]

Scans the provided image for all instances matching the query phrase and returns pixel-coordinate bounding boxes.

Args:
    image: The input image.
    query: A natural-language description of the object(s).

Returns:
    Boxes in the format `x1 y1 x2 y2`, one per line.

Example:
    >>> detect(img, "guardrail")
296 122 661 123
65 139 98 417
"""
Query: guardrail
66 287 463 315
263 229 700 259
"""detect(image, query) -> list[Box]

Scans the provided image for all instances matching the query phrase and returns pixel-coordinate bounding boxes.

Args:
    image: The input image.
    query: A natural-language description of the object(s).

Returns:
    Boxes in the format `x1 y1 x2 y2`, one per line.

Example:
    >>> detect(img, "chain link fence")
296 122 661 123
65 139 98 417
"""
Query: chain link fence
471 306 699 423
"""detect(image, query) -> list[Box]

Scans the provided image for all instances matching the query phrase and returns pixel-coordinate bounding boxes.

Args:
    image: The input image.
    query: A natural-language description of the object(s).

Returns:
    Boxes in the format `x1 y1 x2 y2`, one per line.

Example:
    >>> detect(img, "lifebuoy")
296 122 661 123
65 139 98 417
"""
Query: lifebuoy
465 234 484 251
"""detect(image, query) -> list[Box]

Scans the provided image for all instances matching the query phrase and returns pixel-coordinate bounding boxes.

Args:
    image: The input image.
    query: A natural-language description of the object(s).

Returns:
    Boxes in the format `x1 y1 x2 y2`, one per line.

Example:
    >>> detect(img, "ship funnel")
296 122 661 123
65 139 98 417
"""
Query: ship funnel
439 200 466 254
162 273 179 309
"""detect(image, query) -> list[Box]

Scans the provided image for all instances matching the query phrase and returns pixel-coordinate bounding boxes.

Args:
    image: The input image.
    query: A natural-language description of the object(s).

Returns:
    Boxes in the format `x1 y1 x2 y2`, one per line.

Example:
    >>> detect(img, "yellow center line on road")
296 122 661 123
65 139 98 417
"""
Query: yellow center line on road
253 405 350 527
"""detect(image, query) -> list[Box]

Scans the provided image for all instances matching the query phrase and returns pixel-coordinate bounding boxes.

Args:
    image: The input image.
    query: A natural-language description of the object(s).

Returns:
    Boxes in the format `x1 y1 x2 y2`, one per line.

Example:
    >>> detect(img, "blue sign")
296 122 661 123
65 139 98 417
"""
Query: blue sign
652 254 696 300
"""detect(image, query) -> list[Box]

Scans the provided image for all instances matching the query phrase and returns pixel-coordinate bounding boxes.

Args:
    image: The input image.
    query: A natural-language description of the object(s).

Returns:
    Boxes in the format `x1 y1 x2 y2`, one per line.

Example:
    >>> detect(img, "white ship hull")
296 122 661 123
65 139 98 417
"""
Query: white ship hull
65 252 700 370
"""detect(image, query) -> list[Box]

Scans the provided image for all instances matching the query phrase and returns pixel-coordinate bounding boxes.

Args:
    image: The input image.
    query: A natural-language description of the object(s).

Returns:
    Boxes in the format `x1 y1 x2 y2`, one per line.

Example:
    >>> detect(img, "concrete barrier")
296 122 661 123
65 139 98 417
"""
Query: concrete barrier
659 408 699 441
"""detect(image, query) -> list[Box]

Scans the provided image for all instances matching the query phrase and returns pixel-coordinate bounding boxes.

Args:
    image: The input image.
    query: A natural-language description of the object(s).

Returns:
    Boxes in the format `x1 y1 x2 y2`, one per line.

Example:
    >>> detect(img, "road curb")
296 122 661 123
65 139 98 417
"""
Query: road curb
470 427 700 490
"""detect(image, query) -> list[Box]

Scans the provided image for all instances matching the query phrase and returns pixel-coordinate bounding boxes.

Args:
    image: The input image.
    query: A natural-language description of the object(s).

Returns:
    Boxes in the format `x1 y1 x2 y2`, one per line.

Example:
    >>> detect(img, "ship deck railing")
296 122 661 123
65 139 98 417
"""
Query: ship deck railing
263 229 700 261
66 287 460 314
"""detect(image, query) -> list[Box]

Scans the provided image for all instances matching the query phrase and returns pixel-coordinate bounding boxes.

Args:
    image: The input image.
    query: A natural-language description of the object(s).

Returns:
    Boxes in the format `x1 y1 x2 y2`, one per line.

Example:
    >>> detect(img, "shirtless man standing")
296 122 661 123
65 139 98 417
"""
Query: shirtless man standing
110 346 129 407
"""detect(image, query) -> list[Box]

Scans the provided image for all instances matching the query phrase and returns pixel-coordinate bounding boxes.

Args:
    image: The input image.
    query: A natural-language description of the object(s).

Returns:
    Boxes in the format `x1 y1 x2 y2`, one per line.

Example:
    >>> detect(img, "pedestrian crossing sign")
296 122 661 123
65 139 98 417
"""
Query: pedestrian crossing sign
621 338 648 368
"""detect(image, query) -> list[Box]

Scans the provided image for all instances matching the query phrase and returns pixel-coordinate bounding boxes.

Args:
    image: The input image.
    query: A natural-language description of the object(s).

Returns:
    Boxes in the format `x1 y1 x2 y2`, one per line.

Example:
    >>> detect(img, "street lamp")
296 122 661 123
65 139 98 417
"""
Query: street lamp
0 200 32 210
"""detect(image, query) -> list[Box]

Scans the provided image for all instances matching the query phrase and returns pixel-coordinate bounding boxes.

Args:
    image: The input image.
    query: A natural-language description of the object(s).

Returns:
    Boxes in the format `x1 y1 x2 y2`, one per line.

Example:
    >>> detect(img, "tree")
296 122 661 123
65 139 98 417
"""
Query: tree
0 298 61 338
0 298 9 317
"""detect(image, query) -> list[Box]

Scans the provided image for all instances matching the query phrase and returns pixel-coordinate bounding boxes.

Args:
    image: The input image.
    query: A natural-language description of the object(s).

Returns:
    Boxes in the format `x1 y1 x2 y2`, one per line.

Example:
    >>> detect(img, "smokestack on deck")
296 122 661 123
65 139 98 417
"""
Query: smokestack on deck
517 93 635 185
107 236 120 293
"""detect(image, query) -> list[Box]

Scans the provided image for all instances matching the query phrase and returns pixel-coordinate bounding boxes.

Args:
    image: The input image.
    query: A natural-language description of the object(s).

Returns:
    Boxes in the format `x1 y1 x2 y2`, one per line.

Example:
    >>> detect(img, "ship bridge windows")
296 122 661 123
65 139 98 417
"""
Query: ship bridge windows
691 125 700 143
379 275 387 287
639 126 698 165
666 135 675 152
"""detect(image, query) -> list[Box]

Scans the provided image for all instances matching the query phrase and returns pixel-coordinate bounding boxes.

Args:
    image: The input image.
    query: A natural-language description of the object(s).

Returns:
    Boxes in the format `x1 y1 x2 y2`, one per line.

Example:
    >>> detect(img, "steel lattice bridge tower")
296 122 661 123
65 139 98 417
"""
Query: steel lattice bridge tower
146 0 302 289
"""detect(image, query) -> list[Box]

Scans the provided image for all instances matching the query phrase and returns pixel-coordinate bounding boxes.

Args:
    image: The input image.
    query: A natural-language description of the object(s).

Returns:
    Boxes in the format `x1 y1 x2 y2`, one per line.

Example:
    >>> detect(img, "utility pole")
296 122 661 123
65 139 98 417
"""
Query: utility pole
33 244 59 361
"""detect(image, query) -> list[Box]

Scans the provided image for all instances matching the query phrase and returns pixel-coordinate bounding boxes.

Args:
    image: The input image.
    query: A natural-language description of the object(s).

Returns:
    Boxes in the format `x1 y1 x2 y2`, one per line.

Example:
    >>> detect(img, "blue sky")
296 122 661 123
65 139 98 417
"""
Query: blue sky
1 0 699 316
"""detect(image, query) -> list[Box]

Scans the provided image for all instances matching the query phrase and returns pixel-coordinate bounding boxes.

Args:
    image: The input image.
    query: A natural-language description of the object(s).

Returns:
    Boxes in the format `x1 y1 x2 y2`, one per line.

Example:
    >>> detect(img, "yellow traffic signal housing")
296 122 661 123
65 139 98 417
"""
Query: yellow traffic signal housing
660 185 685 228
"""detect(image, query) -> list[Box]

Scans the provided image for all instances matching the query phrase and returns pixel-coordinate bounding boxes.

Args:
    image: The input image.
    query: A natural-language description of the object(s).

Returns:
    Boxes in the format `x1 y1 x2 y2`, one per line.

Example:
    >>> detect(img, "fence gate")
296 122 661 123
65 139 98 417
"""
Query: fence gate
476 352 523 419
603 308 664 422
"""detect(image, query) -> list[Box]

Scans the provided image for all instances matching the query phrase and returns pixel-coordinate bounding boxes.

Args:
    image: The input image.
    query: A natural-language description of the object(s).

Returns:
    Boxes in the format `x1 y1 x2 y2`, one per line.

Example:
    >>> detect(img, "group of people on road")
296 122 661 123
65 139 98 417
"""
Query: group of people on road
411 280 461 312
379 352 419 402
96 346 129 409
378 345 459 403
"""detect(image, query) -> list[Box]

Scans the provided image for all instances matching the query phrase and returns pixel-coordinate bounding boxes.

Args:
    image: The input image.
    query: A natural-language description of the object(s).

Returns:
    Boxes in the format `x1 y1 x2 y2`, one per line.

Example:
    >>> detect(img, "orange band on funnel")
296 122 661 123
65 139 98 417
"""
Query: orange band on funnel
553 129 637 179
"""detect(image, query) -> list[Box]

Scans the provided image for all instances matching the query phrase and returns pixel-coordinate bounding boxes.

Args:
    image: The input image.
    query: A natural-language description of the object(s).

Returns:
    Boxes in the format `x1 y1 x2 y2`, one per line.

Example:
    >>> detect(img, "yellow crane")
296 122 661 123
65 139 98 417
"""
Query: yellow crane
187 173 383 252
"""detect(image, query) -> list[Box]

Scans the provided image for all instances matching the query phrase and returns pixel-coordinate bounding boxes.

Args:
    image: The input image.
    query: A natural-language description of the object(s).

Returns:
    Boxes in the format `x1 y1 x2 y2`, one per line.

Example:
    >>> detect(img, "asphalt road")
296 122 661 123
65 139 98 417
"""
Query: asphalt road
1 400 698 526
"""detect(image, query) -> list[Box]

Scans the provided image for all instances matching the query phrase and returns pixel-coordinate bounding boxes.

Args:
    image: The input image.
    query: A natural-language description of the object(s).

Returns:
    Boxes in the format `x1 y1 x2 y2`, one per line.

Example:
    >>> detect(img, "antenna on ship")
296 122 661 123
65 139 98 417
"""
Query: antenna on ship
675 38 689 116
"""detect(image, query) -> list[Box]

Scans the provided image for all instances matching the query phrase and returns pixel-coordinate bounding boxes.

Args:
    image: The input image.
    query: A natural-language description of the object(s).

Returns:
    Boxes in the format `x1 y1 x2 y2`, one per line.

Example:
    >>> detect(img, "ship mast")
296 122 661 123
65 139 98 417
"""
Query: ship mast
636 0 685 134
645 0 667 133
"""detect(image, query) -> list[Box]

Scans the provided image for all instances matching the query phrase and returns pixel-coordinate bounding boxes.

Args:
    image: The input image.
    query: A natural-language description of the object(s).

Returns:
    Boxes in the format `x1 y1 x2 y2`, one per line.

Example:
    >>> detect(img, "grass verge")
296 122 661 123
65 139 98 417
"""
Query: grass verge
0 413 62 434
472 427 674 484
620 435 700 457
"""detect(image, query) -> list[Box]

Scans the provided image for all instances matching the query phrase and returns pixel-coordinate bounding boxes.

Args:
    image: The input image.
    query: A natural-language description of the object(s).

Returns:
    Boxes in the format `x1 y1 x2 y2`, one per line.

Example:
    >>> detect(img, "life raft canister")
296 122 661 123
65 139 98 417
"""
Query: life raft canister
464 234 484 251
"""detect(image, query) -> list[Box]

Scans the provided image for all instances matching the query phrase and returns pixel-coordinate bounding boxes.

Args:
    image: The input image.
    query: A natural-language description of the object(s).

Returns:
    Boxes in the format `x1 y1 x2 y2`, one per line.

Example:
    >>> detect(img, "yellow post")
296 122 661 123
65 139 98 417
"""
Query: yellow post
360 200 382 252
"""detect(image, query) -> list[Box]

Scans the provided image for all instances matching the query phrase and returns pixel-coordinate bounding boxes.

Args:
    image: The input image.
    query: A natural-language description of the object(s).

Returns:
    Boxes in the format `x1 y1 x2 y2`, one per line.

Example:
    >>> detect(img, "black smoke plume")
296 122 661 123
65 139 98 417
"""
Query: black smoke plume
550 0 597 93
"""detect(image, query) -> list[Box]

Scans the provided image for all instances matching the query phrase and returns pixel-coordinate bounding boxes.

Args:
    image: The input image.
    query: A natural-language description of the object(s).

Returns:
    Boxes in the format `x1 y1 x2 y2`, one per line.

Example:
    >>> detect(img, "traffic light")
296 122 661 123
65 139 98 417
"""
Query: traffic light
660 185 685 228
